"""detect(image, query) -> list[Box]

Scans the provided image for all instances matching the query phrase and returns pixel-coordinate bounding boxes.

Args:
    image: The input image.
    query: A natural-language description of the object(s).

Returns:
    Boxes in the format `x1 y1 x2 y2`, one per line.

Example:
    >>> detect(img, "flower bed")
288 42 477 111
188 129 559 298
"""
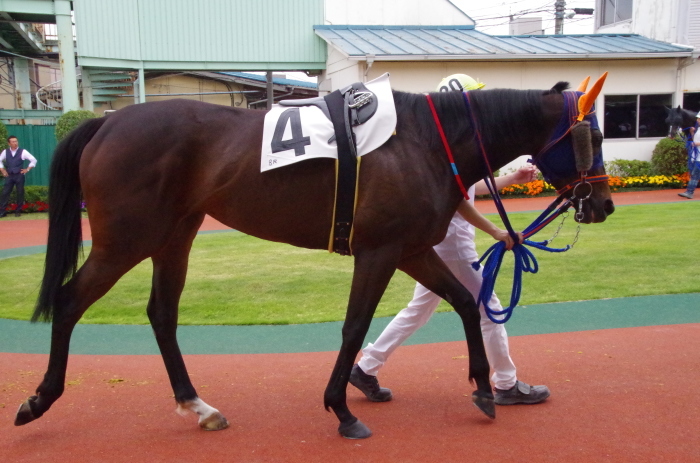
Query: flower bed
4 201 49 213
497 174 689 197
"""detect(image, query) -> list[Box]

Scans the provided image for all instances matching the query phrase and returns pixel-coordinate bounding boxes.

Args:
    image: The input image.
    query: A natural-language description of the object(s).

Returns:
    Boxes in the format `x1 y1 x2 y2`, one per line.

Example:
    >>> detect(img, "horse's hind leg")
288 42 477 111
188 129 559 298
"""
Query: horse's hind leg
398 249 494 418
324 245 402 439
15 250 141 426
146 213 228 431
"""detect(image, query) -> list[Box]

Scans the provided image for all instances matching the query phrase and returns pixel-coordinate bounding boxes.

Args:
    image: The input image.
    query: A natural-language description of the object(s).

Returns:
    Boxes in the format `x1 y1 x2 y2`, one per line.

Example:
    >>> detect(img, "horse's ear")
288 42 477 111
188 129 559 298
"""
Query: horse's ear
546 82 570 95
577 72 608 121
576 76 590 93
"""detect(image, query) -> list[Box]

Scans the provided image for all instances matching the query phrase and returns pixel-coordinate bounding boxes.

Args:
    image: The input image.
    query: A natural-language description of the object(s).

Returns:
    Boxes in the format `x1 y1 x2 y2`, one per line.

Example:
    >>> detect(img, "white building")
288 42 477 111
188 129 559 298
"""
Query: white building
319 0 699 164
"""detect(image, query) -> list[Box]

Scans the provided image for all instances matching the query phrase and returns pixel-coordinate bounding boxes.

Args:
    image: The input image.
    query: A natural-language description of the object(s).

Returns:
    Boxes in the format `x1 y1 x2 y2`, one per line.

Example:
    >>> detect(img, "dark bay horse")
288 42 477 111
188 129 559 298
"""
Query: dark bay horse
665 106 698 138
15 81 614 439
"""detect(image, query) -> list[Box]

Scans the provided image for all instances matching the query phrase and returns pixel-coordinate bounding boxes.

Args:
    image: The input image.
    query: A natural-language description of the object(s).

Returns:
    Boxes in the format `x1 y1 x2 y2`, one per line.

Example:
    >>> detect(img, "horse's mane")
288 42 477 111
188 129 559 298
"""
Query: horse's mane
392 82 569 154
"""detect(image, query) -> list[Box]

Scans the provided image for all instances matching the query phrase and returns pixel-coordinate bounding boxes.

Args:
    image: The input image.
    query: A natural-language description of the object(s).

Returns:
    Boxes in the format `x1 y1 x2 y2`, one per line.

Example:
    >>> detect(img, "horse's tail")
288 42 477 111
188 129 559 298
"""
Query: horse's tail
33 117 107 322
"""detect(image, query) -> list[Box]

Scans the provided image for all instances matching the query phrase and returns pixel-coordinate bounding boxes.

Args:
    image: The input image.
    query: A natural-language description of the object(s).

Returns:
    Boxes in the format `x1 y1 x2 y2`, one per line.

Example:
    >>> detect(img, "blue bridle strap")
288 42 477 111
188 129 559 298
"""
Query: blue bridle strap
462 91 582 324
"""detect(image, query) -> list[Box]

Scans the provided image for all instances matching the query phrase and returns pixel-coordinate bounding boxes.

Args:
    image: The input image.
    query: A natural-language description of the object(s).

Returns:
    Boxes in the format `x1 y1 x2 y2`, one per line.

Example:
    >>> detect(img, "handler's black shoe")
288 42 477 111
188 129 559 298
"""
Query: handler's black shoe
14 211 21 217
0 212 6 218
349 364 393 402
494 380 550 405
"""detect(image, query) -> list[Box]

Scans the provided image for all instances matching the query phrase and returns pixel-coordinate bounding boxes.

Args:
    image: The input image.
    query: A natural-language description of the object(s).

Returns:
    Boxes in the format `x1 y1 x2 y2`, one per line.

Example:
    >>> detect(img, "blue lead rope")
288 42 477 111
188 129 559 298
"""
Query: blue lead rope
472 177 575 324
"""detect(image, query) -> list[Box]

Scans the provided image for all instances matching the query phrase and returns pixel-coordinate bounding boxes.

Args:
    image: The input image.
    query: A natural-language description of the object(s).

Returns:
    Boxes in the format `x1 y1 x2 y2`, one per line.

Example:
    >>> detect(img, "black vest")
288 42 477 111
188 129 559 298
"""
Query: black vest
4 148 24 174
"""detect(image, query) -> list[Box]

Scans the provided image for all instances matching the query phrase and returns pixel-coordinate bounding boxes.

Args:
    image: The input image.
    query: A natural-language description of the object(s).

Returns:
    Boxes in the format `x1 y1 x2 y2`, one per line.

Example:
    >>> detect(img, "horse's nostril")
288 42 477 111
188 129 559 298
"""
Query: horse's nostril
604 199 615 215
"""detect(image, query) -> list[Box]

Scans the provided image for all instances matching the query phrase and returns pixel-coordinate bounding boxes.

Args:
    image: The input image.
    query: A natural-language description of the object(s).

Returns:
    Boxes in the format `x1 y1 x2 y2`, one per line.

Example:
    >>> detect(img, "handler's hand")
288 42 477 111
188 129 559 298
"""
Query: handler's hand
511 164 538 185
1 168 7 177
491 229 523 250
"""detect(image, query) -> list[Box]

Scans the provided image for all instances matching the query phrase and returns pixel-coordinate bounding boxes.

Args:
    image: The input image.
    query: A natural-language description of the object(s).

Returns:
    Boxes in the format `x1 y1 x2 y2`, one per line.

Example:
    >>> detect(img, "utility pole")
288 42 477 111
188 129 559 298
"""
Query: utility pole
554 0 566 35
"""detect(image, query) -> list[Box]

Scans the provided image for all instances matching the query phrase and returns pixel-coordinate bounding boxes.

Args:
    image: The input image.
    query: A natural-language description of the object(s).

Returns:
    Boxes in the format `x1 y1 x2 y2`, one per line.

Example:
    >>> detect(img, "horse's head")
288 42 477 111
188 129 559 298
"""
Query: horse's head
664 106 684 138
664 106 698 140
534 74 614 224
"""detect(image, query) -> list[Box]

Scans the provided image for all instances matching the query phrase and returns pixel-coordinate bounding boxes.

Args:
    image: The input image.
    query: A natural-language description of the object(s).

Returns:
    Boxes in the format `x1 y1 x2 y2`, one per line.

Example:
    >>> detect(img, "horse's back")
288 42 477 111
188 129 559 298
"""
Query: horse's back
80 99 335 250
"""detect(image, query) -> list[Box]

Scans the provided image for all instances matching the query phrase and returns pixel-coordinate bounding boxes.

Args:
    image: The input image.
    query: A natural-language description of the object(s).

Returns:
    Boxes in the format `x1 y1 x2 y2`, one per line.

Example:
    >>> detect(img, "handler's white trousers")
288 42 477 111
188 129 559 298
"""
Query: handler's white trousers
357 256 517 390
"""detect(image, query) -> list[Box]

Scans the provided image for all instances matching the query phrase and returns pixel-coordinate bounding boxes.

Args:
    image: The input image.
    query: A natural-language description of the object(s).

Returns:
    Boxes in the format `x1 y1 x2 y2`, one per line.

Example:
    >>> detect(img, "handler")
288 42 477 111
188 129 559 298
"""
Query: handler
0 135 37 217
678 111 700 199
349 74 550 406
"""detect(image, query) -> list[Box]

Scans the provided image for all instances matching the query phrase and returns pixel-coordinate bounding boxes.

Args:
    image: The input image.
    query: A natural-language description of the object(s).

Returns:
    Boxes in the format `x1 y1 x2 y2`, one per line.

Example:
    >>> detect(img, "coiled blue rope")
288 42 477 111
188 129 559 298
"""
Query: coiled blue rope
472 181 575 324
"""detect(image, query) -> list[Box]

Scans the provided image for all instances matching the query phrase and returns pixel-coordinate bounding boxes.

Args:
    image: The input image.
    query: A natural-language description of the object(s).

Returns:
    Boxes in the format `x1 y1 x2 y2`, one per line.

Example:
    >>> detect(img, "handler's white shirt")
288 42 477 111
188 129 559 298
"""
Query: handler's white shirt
0 148 38 169
434 185 478 262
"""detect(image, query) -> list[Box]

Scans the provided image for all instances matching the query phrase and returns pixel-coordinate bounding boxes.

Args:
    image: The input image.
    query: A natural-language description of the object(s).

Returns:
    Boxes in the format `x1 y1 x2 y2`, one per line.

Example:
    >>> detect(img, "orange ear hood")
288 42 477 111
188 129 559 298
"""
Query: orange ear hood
576 76 590 93
577 72 608 121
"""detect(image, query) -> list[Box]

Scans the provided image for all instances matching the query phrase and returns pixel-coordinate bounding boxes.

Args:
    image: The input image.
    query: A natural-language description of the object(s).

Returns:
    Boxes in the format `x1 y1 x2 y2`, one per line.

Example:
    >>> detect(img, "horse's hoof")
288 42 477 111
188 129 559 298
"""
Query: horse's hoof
15 396 40 426
199 411 230 431
338 418 372 439
472 391 496 419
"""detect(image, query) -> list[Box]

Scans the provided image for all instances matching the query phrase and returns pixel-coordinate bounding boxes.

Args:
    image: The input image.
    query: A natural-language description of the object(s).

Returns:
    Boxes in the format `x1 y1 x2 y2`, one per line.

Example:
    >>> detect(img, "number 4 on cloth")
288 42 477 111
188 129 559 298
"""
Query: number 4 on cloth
271 108 311 156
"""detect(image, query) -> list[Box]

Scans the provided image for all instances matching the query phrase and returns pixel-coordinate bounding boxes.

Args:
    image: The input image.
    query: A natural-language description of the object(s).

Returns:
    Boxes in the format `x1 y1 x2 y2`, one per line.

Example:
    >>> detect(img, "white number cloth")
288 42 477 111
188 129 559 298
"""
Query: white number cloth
260 73 396 172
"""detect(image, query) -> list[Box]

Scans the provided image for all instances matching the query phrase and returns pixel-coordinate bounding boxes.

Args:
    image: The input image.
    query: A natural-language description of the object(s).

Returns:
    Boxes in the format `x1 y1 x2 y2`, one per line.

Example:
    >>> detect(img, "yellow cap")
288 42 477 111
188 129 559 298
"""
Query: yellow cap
436 74 485 92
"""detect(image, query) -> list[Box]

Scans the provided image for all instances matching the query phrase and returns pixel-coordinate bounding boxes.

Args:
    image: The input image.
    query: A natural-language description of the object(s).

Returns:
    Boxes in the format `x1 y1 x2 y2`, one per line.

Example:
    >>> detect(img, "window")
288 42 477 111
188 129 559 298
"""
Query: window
683 92 700 112
600 0 633 27
604 94 673 139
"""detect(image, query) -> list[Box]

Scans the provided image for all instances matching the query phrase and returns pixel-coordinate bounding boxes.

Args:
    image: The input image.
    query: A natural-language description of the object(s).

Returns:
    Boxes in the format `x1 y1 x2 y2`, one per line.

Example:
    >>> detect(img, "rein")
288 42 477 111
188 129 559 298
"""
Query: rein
426 91 604 324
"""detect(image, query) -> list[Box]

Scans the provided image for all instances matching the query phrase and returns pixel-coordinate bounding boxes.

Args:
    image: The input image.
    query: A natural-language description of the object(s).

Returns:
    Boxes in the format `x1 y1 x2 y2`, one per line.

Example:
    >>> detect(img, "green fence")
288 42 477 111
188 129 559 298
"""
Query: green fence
2 124 57 186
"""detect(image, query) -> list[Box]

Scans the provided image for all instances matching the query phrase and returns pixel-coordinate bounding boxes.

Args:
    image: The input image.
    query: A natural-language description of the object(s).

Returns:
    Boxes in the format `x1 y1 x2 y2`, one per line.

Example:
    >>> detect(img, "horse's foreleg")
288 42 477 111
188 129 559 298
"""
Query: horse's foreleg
324 245 402 439
147 214 228 431
16 251 138 426
398 249 494 419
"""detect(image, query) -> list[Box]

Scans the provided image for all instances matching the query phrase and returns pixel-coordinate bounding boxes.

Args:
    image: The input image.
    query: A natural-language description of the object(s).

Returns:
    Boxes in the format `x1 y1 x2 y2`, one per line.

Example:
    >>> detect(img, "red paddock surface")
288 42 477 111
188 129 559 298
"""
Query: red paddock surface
2 324 700 462
2 189 699 461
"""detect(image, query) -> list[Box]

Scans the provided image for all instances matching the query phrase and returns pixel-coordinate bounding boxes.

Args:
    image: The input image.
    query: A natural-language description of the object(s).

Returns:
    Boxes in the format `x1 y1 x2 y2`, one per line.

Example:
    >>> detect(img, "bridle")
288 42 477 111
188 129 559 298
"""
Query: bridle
424 74 610 324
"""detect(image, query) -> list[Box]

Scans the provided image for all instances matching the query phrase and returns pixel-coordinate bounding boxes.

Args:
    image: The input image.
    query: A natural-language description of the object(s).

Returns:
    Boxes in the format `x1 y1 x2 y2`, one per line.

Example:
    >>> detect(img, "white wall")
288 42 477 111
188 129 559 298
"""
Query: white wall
596 0 696 46
632 0 678 43
339 57 684 167
324 0 474 26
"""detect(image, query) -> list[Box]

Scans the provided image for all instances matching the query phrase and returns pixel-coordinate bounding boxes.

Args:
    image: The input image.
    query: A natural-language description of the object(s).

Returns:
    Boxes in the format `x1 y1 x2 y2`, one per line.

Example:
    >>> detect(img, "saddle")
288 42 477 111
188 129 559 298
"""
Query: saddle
280 83 379 143
279 83 378 255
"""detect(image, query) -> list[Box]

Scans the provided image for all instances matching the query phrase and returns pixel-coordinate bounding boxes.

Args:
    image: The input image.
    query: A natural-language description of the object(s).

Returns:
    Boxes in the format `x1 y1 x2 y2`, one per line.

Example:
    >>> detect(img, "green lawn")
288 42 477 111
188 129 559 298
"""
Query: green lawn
1 202 698 325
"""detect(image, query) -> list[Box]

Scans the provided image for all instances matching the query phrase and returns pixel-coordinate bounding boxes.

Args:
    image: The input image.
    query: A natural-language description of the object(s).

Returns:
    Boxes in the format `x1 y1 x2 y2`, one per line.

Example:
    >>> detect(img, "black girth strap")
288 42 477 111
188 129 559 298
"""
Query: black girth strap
324 90 358 255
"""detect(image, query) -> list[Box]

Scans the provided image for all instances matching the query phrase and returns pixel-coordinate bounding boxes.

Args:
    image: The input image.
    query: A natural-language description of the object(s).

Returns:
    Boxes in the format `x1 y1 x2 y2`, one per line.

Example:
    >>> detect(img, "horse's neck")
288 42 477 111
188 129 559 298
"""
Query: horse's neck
471 92 563 176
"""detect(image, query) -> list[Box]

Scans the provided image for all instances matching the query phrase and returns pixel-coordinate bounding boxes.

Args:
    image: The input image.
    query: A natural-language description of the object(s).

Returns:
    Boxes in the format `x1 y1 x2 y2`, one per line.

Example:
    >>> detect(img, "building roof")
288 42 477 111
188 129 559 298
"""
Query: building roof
314 25 695 61
217 72 318 89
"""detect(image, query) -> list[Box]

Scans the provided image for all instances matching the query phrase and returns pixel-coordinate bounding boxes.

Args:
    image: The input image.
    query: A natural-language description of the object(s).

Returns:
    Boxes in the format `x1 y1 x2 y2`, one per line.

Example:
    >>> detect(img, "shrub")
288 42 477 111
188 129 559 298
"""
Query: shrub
0 121 8 150
604 159 652 177
651 137 688 176
1 185 48 204
55 109 98 141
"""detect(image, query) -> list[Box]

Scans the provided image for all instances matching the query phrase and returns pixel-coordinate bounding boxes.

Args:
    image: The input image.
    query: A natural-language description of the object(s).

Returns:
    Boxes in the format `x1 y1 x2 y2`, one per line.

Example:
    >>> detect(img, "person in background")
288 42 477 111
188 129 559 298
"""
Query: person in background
0 135 38 218
678 112 700 199
349 74 550 406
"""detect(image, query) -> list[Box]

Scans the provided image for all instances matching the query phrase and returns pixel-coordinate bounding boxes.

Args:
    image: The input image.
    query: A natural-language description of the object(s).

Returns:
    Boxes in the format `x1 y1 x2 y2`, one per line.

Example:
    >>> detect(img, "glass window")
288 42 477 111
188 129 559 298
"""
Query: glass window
683 92 700 112
639 94 672 137
604 95 636 139
600 0 633 26
604 93 673 139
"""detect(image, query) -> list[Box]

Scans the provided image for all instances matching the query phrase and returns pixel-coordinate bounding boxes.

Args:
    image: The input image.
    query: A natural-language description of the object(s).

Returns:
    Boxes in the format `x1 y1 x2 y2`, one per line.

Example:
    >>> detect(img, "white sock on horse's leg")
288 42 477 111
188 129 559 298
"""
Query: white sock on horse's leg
176 397 229 431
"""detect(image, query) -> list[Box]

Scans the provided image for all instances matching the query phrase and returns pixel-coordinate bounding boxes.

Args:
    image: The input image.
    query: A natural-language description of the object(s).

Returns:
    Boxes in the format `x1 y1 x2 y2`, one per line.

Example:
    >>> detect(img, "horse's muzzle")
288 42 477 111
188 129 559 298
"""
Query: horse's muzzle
587 198 615 223
576 198 615 224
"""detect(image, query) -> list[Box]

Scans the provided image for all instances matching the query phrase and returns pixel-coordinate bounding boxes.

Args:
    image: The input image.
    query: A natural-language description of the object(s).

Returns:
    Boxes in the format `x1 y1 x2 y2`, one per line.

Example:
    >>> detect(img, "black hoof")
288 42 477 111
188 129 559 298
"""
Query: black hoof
15 396 41 426
472 390 496 419
338 418 372 439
